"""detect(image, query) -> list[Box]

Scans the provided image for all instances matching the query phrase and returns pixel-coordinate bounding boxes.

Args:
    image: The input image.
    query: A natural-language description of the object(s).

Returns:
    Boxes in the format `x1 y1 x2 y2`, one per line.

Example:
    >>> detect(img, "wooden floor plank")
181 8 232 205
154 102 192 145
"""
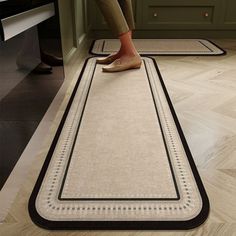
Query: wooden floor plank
0 39 235 235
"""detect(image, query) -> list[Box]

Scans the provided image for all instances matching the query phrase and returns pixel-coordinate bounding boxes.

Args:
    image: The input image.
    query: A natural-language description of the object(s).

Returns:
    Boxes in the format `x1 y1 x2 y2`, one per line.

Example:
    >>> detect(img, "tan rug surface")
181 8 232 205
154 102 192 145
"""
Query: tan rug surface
29 57 209 230
90 39 225 56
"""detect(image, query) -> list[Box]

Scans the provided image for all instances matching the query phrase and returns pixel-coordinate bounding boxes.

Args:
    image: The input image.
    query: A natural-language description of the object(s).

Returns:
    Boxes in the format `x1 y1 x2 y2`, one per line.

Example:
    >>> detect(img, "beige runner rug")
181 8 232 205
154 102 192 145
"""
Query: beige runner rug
90 39 225 56
29 57 209 230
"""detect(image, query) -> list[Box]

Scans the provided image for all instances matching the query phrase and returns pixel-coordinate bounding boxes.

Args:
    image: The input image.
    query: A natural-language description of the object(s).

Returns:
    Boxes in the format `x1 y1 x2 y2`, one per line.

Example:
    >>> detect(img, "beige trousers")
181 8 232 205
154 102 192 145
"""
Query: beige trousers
95 0 135 36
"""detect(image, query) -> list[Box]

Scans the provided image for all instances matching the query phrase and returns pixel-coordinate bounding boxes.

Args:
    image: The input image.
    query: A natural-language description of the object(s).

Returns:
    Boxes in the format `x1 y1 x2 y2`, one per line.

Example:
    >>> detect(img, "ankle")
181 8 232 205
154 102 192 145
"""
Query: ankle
126 51 138 57
122 46 139 56
129 30 132 38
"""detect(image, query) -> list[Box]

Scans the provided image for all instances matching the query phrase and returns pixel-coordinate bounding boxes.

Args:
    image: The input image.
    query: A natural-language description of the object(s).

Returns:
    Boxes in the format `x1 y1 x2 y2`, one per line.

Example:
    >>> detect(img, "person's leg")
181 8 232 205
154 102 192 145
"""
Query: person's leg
95 0 141 72
95 0 129 37
118 0 135 37
116 0 136 57
16 27 52 74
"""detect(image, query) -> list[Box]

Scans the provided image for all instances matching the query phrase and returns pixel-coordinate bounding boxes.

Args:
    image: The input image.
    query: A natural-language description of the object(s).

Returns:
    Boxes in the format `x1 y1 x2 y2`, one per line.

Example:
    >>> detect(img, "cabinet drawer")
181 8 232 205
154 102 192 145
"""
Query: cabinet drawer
148 6 213 24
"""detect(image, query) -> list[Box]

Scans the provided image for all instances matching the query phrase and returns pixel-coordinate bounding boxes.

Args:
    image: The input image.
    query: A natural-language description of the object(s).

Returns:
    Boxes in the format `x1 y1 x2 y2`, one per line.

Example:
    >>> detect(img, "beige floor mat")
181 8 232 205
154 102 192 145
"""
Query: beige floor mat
29 57 209 230
90 39 225 56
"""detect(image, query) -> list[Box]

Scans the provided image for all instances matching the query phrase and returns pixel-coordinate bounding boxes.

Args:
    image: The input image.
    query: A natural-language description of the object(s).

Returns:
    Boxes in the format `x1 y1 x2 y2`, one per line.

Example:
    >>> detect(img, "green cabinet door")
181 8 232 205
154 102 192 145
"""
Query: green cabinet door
89 0 236 38
224 0 236 24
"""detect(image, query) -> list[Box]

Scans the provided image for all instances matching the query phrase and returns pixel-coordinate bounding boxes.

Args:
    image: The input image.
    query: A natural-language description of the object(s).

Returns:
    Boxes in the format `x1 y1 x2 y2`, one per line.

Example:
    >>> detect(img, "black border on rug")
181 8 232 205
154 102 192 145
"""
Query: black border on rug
89 39 226 56
28 57 210 230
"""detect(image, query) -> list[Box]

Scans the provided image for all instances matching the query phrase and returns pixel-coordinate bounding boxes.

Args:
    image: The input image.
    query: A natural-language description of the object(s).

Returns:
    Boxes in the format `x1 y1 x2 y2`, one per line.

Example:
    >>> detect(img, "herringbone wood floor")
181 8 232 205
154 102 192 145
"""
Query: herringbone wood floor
0 39 235 235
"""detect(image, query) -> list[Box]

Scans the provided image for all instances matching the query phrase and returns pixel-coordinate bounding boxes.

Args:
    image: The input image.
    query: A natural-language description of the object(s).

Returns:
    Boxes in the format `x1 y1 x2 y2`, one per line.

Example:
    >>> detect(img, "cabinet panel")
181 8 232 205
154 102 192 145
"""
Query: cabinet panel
148 6 213 24
224 0 236 24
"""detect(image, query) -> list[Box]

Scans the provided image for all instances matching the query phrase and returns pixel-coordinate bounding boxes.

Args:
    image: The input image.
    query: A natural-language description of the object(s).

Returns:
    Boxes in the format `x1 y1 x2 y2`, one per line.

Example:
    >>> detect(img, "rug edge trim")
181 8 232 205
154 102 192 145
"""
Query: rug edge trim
28 56 210 230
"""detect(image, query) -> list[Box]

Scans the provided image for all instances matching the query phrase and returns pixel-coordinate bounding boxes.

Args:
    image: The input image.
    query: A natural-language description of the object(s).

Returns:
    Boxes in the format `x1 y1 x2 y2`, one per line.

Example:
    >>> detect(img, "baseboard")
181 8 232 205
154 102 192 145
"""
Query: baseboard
64 47 77 64
90 30 236 39
77 33 86 46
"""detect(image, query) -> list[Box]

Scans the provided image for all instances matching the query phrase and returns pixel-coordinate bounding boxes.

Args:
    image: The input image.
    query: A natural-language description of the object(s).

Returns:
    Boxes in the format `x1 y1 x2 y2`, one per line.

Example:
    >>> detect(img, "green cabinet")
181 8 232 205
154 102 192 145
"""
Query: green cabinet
224 0 236 24
90 0 236 38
